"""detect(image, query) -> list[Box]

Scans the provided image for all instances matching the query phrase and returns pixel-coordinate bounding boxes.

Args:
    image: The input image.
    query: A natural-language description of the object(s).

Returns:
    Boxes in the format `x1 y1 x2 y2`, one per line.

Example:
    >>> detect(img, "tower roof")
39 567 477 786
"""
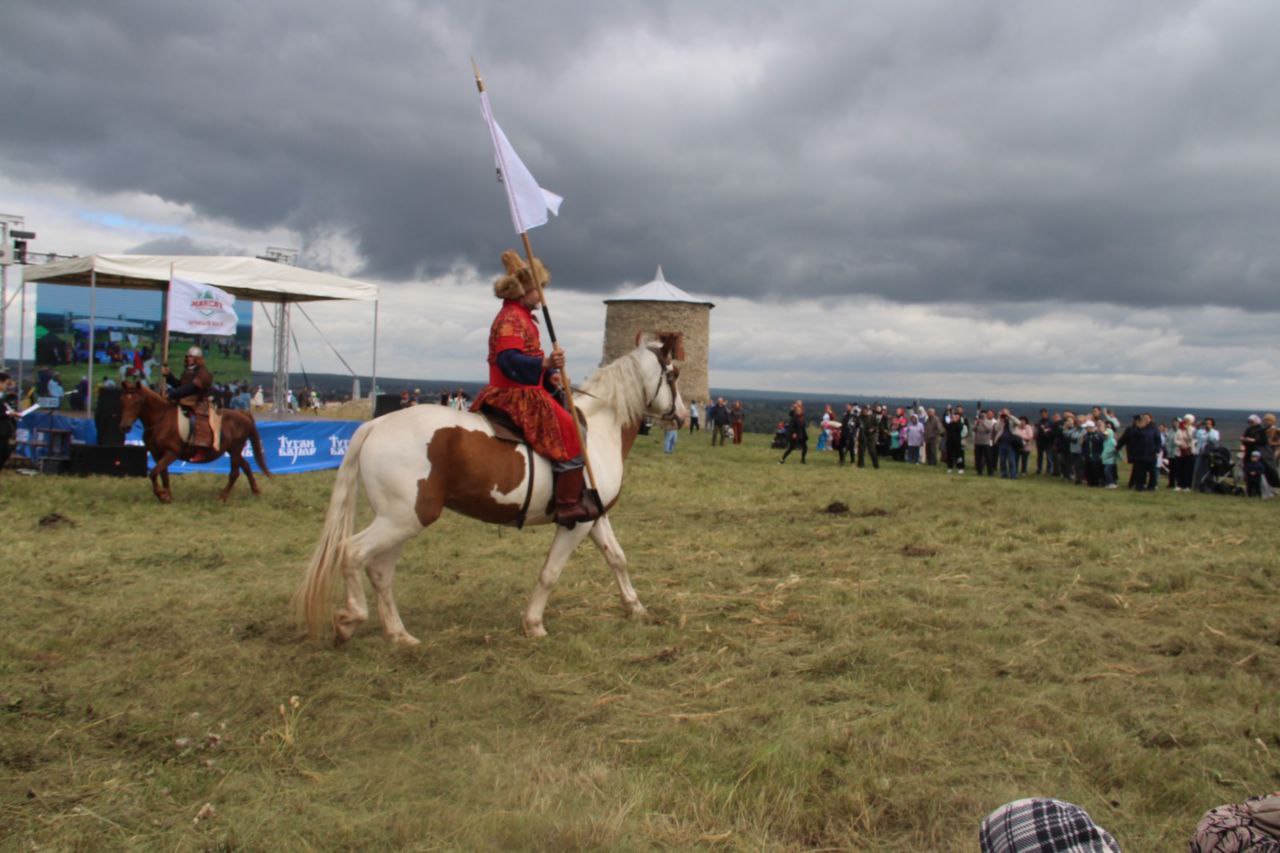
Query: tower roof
604 266 714 307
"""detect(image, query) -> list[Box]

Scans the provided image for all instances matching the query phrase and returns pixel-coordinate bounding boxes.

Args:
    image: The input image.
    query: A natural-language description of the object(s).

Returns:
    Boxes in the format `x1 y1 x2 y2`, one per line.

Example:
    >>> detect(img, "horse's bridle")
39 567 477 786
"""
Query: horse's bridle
646 353 681 421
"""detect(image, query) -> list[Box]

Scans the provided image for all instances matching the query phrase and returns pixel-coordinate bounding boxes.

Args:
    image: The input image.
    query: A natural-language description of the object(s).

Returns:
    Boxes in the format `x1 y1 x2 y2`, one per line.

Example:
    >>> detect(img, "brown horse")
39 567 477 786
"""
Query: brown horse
118 381 272 503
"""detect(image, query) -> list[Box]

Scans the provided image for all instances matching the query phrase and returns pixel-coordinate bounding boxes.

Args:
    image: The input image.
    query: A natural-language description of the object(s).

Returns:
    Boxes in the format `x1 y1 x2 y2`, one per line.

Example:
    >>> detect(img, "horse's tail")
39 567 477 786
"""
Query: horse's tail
247 417 273 479
293 420 371 641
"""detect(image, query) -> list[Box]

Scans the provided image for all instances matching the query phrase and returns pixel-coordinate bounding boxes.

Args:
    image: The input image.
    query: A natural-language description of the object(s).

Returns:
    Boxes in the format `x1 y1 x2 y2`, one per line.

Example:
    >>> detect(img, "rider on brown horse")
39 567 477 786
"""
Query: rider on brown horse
470 251 599 527
162 345 216 461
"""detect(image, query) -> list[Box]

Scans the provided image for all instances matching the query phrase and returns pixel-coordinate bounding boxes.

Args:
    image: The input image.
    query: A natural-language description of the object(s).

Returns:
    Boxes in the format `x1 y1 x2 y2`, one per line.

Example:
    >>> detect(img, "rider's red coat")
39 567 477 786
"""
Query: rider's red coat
470 299 580 462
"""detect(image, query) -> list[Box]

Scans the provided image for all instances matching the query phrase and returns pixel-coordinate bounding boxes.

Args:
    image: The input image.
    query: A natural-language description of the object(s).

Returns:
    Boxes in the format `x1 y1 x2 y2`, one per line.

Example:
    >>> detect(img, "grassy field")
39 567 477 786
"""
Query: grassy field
1 432 1277 850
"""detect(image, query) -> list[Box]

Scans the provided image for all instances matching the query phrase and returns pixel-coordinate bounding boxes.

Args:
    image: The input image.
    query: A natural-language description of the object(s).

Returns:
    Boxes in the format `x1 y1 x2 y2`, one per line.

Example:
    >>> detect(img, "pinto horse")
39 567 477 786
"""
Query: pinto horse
295 336 687 646
118 381 272 503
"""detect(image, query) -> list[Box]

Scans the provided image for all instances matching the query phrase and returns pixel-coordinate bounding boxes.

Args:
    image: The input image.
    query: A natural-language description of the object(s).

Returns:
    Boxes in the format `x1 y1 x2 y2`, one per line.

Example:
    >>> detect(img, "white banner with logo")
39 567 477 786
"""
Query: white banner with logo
168 276 238 335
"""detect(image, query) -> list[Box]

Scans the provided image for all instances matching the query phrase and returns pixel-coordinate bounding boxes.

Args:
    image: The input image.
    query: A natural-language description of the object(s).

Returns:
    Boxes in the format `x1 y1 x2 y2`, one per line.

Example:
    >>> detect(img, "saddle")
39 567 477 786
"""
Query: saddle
175 400 222 456
478 404 526 445
477 403 588 446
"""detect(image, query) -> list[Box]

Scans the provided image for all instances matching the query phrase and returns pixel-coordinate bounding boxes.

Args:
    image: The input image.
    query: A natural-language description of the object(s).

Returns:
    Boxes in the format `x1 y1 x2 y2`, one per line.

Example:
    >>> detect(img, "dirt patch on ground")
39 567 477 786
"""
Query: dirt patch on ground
37 513 75 530
900 544 938 558
823 501 849 514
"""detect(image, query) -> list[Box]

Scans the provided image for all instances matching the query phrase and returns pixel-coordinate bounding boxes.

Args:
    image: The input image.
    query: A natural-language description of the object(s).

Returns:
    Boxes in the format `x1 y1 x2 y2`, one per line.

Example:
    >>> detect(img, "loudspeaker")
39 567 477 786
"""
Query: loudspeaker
95 386 125 445
70 444 149 477
373 393 401 419
39 456 70 475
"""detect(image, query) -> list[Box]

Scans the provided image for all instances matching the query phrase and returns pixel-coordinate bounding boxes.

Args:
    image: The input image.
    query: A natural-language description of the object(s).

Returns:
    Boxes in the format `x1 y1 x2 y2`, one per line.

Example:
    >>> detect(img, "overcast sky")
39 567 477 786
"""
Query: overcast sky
2 0 1278 408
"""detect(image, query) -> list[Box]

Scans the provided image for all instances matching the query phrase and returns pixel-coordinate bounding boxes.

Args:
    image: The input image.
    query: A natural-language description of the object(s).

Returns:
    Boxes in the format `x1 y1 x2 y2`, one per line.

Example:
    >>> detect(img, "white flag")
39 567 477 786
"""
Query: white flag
479 90 563 234
168 277 238 336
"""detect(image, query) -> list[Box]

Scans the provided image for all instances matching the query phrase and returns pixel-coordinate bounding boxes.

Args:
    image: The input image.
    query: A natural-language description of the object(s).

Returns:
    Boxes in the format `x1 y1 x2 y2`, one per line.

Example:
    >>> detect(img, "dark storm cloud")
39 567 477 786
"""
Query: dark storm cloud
3 1 1279 308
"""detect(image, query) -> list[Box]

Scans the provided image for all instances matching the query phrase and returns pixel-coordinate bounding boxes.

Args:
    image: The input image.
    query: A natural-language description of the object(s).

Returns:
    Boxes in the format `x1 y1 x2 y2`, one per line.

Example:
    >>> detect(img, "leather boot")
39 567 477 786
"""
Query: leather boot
554 467 600 527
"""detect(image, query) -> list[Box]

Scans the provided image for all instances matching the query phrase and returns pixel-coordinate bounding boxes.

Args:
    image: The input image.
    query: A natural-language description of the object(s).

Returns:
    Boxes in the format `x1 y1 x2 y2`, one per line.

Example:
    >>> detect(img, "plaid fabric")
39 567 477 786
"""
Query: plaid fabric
980 798 1122 853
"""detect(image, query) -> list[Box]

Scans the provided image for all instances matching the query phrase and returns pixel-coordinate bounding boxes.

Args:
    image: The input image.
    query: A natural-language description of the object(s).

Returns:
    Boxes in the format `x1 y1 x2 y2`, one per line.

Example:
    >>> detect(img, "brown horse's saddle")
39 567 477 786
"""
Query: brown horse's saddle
175 401 222 452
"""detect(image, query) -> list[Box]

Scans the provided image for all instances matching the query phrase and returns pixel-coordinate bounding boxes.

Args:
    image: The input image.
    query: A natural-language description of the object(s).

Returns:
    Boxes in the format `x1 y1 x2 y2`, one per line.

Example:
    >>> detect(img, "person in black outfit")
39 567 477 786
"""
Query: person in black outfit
0 373 20 472
1115 414 1144 489
779 402 808 464
837 403 858 466
1244 451 1265 497
1081 421 1105 487
709 397 731 446
1034 409 1054 475
1053 415 1073 481
944 406 968 473
857 404 881 469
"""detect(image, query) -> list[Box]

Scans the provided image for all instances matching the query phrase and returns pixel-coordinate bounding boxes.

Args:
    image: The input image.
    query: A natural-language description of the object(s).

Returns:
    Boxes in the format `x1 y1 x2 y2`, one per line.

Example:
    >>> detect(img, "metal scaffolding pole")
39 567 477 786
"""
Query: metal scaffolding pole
87 270 96 413
1 263 7 372
17 275 26 393
370 298 379 399
272 301 290 414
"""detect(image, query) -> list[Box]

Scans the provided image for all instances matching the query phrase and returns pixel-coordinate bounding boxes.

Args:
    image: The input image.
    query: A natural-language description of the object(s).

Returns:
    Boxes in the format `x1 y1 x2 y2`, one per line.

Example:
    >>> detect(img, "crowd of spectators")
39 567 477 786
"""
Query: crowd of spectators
767 401 1280 498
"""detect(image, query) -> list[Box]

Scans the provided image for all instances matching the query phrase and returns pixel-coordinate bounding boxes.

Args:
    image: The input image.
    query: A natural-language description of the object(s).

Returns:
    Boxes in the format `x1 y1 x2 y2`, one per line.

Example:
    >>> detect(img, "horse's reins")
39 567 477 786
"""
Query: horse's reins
648 358 681 422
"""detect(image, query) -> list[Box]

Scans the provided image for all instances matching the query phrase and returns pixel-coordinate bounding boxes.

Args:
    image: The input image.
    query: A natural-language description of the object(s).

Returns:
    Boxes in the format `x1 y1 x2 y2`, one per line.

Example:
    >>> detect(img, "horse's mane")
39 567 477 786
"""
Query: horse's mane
579 345 656 425
123 382 165 402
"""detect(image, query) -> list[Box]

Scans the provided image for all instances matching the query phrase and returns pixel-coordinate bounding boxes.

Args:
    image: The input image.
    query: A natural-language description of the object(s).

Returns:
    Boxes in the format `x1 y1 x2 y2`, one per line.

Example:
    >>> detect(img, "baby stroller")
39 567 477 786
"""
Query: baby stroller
1199 446 1245 496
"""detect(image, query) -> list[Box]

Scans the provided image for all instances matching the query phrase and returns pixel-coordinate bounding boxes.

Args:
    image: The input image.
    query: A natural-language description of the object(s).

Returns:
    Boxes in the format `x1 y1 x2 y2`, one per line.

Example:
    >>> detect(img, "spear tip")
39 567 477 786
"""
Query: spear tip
471 56 485 92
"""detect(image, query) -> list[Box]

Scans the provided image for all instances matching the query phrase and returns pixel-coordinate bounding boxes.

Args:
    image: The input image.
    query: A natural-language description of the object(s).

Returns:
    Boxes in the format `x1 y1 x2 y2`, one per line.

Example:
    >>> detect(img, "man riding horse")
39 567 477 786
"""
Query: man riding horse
162 345 216 461
471 251 599 527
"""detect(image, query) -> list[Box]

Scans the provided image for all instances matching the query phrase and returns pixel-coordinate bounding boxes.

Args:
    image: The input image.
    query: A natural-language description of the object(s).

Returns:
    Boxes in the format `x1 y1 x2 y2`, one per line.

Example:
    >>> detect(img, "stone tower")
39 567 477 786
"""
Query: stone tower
602 267 714 403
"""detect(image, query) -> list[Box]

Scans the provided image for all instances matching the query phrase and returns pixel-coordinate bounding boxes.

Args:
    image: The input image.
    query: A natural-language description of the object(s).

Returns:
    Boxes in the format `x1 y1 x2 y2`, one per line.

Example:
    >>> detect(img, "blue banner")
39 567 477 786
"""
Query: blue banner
16 413 358 476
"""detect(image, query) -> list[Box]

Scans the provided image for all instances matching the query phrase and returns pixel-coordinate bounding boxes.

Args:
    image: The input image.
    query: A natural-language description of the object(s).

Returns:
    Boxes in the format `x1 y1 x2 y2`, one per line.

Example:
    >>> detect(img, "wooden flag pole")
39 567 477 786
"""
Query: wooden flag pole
517 231 602 505
161 264 173 380
474 61 603 513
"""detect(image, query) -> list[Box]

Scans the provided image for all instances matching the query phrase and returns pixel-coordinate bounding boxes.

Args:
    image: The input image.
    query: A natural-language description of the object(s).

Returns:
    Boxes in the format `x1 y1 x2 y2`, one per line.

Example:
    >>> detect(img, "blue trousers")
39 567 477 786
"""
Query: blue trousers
998 445 1019 479
664 430 678 454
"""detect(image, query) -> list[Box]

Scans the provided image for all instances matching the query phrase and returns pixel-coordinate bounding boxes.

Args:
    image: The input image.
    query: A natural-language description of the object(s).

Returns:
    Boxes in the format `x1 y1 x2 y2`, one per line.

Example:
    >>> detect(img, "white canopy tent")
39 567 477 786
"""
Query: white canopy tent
24 254 379 412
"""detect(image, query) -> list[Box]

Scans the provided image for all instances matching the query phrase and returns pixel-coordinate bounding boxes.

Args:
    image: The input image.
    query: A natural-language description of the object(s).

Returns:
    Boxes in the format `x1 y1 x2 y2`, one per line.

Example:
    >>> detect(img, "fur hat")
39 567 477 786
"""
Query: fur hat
493 250 550 300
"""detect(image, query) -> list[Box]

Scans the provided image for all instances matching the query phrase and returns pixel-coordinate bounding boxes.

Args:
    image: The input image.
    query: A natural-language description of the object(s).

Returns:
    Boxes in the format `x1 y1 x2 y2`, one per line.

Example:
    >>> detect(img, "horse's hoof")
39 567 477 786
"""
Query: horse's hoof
158 492 173 504
523 621 548 639
628 604 650 622
387 631 421 647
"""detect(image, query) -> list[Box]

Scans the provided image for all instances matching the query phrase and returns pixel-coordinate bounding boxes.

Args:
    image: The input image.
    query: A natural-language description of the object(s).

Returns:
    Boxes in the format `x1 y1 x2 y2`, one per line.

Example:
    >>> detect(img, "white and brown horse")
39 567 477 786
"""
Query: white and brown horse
295 336 687 645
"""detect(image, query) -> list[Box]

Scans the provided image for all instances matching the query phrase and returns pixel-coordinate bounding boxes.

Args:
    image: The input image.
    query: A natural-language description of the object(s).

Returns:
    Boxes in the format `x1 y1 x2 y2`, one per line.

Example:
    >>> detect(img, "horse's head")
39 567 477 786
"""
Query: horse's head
118 380 145 432
640 333 688 426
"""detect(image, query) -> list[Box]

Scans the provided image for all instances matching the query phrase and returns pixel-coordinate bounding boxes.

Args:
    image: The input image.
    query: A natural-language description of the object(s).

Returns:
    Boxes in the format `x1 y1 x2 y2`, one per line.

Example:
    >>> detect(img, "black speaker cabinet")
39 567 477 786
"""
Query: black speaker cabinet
373 393 401 419
95 386 125 445
70 444 149 477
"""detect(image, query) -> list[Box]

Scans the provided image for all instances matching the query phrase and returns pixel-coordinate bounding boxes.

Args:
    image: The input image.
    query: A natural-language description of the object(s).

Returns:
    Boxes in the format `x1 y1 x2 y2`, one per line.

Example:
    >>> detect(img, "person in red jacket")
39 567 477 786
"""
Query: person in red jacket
471 251 598 527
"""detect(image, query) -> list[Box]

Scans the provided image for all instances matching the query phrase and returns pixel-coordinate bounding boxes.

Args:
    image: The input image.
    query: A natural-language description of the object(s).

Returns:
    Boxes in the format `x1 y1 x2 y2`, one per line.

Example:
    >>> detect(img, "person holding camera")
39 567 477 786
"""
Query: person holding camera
973 409 997 476
995 411 1024 479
